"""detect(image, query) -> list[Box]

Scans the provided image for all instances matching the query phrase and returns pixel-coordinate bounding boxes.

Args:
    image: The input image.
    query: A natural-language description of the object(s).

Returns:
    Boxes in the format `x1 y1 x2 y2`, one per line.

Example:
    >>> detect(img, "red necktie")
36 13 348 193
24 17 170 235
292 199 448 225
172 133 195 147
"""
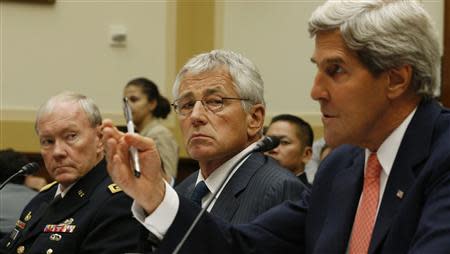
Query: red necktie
349 153 382 254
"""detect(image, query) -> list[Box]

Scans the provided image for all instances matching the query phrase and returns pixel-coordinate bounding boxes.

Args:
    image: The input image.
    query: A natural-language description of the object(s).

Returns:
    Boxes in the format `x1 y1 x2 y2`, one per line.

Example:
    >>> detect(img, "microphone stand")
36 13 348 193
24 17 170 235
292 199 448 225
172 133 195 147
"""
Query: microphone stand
0 162 40 191
0 171 24 190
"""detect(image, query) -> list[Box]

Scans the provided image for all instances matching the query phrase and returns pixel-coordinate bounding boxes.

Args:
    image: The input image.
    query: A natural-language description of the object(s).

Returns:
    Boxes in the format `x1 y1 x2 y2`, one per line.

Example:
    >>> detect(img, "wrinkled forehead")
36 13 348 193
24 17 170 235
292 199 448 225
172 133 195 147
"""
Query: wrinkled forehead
37 102 90 133
178 68 237 98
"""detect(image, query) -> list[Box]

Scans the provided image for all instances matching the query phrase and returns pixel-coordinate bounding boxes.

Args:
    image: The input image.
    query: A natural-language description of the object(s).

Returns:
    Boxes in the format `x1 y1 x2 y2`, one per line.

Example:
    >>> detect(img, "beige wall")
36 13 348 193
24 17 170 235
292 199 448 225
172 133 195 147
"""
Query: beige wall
216 0 444 139
0 0 444 153
1 1 175 152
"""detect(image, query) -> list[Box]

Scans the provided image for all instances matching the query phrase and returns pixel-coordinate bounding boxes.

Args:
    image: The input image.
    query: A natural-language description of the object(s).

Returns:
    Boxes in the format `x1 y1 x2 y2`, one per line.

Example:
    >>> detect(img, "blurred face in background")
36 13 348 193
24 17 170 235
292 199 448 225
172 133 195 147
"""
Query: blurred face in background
37 102 103 189
265 120 312 175
124 85 156 130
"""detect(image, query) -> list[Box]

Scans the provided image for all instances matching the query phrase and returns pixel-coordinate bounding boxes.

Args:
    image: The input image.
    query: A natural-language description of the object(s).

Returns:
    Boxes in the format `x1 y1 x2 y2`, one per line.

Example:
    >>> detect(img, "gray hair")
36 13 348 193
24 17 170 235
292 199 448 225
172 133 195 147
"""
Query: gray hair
308 0 440 98
35 91 102 133
172 49 265 112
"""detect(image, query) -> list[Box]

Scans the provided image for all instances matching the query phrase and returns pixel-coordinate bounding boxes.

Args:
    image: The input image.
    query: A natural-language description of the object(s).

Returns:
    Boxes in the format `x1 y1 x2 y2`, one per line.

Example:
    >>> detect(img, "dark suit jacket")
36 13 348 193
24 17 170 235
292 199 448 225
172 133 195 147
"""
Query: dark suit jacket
298 173 312 190
155 99 450 253
175 152 305 224
0 160 140 254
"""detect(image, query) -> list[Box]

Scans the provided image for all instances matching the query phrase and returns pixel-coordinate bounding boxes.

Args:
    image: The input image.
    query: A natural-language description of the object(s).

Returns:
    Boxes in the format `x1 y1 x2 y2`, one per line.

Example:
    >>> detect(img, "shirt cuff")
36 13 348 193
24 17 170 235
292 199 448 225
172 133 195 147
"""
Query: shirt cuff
131 181 179 240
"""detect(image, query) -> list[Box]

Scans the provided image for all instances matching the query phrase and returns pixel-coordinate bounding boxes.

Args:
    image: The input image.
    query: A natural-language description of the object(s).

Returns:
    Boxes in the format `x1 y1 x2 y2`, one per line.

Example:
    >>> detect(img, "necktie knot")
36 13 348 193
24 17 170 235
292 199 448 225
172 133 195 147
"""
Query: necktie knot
191 181 210 206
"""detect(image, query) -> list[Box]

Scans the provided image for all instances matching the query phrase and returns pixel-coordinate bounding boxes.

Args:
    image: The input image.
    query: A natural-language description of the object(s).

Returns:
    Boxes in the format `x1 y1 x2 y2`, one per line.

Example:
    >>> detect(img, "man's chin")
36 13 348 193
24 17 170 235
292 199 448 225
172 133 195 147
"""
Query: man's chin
54 174 79 187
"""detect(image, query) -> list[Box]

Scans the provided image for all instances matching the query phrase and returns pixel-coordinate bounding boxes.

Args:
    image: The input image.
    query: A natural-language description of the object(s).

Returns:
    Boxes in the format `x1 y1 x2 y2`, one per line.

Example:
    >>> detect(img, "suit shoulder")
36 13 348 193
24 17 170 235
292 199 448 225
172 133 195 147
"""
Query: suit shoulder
39 181 58 192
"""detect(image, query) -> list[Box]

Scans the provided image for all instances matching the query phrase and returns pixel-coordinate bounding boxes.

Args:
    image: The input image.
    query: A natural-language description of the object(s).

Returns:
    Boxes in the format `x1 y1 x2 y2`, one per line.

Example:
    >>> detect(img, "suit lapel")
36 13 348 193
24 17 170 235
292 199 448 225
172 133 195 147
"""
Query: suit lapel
369 99 439 253
315 149 365 253
210 153 264 222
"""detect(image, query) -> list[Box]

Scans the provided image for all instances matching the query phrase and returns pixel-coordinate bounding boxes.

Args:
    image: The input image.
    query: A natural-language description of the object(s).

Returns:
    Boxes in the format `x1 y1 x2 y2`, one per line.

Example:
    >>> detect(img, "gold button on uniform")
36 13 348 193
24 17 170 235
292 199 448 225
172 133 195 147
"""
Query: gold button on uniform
46 248 54 254
16 245 25 254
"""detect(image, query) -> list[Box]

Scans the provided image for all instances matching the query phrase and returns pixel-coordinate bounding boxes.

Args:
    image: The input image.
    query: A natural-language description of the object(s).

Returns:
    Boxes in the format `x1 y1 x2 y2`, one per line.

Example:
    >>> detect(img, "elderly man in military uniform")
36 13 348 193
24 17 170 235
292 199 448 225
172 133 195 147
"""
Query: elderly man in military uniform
0 92 140 254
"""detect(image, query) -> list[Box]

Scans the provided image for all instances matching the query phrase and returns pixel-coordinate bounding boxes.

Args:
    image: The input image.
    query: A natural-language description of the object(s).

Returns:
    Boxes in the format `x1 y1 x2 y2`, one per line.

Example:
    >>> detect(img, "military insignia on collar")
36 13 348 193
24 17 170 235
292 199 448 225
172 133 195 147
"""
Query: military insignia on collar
77 190 85 197
108 183 122 194
24 212 32 222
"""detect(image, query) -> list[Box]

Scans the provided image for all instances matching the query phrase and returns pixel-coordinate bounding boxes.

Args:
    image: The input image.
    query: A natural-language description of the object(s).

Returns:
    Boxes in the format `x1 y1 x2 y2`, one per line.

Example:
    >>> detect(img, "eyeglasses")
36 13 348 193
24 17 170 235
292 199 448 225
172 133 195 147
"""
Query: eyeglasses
171 95 250 116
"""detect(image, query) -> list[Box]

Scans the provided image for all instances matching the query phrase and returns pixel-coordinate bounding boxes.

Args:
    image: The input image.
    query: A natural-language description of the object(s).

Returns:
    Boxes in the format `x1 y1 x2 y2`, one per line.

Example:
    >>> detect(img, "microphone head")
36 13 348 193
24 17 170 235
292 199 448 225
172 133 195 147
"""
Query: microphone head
255 136 280 152
20 162 40 175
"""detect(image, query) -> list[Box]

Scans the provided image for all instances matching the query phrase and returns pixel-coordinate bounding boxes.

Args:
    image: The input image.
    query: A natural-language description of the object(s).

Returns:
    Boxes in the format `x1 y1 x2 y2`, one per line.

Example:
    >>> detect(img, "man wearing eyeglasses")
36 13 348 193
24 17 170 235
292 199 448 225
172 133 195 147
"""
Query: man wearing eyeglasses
104 49 304 228
173 49 304 224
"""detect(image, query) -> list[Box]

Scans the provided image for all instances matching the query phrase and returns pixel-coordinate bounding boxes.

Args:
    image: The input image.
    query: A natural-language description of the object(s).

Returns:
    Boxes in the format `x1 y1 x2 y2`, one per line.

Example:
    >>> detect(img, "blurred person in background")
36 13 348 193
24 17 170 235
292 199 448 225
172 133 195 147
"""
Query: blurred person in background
124 77 179 183
0 149 38 238
265 114 314 188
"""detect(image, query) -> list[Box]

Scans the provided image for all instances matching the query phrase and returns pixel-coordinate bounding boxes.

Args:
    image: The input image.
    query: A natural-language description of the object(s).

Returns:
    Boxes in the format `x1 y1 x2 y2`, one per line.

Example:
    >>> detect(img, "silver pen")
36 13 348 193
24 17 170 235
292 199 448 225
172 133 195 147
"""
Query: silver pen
123 97 141 177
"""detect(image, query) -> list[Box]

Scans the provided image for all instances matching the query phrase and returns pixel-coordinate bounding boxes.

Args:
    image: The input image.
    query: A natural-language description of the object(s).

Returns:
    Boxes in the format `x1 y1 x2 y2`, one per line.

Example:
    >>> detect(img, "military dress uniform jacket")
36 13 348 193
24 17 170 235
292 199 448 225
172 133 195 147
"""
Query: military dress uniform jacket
0 160 140 254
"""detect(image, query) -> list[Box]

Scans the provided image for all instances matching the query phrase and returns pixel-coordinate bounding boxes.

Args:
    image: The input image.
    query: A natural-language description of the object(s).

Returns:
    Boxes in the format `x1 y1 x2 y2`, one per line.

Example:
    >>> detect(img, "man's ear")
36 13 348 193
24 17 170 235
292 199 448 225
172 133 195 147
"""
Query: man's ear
386 64 413 99
96 125 104 152
301 146 313 164
247 104 265 138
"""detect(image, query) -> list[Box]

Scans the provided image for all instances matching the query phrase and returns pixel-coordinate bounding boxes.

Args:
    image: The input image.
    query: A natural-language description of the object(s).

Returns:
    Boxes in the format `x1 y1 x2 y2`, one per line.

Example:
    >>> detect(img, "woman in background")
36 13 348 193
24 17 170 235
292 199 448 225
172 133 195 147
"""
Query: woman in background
124 78 179 183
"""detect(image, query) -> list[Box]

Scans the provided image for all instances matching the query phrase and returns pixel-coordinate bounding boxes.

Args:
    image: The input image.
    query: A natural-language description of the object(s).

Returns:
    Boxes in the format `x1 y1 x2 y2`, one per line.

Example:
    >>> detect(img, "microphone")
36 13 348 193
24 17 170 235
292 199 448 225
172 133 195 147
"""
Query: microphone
0 162 40 190
172 136 280 254
253 135 280 152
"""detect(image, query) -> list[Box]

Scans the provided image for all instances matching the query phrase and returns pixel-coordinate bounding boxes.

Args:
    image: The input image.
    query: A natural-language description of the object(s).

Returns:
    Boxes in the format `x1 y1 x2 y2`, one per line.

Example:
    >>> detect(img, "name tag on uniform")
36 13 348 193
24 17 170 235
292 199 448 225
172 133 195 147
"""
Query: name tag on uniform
44 224 76 233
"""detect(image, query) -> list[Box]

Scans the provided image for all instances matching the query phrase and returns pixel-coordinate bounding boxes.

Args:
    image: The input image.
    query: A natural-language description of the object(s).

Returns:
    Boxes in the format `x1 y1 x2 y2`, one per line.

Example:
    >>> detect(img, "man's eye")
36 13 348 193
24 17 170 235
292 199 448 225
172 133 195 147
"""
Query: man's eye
280 140 290 145
66 133 78 141
180 101 195 110
205 98 223 107
40 139 54 147
326 64 344 77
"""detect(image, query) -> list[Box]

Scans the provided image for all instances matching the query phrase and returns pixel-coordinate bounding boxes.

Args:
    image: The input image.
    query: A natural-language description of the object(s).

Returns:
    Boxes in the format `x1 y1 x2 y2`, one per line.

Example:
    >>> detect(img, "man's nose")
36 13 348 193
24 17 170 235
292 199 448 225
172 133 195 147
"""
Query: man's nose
310 73 329 101
52 139 68 158
189 101 208 126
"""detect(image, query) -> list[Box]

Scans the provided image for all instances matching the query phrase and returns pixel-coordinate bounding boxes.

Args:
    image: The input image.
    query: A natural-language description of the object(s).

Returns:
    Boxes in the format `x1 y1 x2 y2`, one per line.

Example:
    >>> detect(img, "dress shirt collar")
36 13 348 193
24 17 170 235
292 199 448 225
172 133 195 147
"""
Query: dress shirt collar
365 107 417 177
195 140 259 196
55 182 75 198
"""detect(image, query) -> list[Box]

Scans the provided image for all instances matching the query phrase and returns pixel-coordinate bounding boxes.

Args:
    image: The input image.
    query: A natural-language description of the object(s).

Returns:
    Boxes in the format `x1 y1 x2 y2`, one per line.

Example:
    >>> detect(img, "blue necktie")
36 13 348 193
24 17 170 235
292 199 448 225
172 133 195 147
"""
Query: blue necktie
190 181 210 206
